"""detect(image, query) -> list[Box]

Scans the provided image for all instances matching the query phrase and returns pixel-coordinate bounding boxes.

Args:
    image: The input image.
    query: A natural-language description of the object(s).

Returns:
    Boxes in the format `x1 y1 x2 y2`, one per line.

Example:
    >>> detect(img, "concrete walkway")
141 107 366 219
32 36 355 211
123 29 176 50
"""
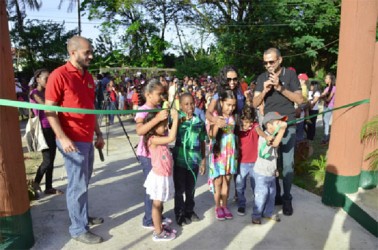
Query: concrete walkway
27 118 377 250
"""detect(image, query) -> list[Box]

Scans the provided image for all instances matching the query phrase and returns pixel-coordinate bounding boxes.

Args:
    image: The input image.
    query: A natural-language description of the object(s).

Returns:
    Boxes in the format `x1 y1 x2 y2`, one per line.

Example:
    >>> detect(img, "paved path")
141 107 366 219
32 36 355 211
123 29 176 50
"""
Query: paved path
27 118 377 250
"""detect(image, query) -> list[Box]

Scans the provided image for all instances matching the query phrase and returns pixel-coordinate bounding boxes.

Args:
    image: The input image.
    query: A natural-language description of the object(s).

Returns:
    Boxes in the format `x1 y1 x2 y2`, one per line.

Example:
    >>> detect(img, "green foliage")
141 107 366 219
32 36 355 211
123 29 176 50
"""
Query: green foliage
10 19 77 74
9 0 343 76
309 155 327 183
190 0 341 76
175 55 219 79
361 115 378 170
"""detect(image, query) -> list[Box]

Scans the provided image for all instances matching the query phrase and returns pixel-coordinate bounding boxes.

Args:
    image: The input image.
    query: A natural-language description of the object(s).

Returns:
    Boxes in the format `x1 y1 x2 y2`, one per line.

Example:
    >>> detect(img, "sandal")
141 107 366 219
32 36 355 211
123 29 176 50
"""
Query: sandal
44 188 64 195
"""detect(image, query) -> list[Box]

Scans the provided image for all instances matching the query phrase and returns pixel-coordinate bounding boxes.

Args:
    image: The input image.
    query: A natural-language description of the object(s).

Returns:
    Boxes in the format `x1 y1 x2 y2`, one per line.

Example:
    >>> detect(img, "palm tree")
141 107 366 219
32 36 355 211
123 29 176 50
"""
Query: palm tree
361 115 378 170
7 0 42 69
7 0 42 28
59 0 81 35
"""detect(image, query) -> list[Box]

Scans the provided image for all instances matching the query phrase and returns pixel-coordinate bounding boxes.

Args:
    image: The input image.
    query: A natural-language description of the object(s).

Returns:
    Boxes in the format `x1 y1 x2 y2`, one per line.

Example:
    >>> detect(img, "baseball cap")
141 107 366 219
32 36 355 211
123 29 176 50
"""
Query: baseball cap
263 112 288 126
298 73 309 81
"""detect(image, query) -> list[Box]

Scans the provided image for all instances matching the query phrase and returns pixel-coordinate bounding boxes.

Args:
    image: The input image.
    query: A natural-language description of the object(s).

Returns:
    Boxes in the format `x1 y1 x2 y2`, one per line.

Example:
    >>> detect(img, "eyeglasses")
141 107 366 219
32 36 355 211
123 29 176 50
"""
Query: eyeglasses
263 60 278 66
227 77 238 82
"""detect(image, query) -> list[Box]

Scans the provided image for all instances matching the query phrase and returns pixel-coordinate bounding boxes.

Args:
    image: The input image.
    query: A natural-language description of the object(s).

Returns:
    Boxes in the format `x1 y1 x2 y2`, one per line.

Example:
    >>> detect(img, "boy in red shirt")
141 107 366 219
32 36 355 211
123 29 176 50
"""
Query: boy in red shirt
235 105 262 216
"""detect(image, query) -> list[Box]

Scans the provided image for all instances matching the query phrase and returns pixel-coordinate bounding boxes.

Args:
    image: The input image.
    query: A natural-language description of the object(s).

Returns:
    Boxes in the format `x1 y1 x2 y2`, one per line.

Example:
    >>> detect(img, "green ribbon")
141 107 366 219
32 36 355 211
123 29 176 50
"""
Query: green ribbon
0 98 163 115
178 110 199 192
258 98 370 159
287 98 370 125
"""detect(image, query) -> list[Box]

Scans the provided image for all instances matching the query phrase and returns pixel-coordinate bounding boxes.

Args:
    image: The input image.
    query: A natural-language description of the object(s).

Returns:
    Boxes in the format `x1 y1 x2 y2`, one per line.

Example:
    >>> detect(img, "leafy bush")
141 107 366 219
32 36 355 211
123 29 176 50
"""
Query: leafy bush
309 155 327 184
360 115 378 170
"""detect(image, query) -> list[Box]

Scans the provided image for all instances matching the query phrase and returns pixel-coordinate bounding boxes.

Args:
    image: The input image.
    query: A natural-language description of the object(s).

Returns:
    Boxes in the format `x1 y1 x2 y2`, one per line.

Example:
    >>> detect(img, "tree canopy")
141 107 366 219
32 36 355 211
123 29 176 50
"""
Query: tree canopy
9 0 342 79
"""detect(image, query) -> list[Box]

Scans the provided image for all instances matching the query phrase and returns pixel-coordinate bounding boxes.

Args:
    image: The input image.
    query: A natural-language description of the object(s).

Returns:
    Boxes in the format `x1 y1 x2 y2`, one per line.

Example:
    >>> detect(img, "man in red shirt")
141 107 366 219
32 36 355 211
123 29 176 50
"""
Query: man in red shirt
45 36 104 244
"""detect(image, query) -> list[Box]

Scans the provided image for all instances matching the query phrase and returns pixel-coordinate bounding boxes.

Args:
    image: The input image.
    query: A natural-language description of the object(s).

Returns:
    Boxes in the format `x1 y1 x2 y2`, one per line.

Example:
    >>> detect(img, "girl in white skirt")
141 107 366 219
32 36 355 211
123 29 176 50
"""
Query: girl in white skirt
143 108 179 241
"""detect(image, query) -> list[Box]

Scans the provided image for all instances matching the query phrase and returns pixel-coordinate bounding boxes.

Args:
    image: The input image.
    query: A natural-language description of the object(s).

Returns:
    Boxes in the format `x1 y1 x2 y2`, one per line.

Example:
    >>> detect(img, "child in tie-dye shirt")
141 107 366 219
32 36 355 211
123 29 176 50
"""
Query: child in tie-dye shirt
208 90 238 221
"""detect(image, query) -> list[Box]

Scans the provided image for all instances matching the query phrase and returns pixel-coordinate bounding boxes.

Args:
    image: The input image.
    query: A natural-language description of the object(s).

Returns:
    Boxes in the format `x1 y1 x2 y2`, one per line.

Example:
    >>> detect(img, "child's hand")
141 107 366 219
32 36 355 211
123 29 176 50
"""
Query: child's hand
279 121 288 129
170 108 178 120
266 135 274 145
215 116 226 128
156 110 169 121
199 160 206 175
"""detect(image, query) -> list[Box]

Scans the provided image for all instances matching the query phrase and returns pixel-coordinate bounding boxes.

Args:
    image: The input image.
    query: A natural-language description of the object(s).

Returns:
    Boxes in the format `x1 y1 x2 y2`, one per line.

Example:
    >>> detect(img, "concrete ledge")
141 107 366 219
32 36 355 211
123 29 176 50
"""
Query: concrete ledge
345 188 378 237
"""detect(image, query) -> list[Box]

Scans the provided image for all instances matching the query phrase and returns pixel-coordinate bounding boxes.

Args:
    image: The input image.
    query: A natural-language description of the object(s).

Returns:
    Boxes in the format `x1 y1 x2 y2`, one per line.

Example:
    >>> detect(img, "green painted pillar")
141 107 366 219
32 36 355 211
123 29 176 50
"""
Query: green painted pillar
322 0 377 206
360 43 378 190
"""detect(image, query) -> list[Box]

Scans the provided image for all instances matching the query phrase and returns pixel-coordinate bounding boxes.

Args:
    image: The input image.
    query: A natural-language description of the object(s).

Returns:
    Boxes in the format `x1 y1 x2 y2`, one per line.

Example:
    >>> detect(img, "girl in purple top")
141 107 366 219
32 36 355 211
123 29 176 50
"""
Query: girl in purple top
320 73 336 145
30 69 63 197
135 79 172 229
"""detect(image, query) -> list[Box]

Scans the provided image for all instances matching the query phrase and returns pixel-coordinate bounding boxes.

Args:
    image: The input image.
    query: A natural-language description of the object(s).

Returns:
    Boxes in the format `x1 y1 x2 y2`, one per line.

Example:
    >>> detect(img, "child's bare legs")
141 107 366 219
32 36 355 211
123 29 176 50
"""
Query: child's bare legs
221 175 232 207
213 177 223 208
152 200 163 234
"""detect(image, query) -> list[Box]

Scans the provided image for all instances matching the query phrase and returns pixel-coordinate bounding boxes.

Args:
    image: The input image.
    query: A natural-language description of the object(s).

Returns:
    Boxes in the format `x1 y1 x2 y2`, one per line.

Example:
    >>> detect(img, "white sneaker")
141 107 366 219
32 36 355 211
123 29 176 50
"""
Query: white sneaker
152 230 176 242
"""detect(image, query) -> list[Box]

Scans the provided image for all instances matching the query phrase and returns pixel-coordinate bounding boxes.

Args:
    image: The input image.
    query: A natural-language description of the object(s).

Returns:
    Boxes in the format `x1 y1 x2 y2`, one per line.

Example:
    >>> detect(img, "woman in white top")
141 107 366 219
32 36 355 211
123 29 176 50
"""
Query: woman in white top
306 81 321 140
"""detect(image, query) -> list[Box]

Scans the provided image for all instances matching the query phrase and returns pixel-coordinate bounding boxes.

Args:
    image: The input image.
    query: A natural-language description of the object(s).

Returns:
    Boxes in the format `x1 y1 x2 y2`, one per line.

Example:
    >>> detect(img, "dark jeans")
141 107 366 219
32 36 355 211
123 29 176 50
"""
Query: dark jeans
34 127 57 190
139 156 153 227
307 110 319 140
174 166 199 216
276 125 296 201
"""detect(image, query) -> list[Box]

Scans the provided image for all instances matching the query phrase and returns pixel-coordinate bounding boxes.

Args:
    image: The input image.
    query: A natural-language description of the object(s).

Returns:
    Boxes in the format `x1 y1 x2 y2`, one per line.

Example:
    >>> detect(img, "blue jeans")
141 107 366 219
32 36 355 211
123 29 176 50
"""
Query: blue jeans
107 101 117 124
323 107 332 142
252 171 276 219
277 125 296 201
235 163 255 208
56 140 94 237
139 156 153 227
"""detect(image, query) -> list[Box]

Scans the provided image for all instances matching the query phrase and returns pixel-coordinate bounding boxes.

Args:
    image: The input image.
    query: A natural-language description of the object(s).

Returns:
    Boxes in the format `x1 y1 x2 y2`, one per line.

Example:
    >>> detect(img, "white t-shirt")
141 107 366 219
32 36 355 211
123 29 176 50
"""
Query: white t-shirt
118 92 125 102
254 133 277 176
308 90 320 111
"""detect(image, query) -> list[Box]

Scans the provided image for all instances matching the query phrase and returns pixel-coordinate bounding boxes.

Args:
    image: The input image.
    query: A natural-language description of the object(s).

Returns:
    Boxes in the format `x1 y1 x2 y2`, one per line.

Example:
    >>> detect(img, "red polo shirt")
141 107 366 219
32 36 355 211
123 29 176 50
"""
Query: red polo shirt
45 62 96 142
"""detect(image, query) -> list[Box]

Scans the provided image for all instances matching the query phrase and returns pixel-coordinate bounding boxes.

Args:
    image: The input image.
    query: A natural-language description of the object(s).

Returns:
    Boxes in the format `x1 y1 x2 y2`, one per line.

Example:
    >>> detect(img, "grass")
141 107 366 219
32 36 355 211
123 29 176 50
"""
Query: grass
24 151 41 180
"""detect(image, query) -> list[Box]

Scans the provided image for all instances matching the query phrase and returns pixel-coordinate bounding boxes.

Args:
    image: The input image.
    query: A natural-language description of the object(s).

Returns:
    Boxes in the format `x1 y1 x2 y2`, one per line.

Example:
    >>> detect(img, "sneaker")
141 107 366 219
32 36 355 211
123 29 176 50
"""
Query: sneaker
162 224 177 234
263 214 281 222
88 216 104 226
162 217 173 225
222 207 233 219
237 207 245 216
252 218 262 225
283 200 293 216
215 207 225 221
73 231 103 244
176 214 187 226
152 230 176 242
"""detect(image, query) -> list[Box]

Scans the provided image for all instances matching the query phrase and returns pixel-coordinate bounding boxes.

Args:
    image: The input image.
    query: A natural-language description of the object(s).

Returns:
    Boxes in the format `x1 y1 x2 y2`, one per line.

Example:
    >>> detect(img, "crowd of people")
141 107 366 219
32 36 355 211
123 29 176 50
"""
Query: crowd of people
25 36 337 244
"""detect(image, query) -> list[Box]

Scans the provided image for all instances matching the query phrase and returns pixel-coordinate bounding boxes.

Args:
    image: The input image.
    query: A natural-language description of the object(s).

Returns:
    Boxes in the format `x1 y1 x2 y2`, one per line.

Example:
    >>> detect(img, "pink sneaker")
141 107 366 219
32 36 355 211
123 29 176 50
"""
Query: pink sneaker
222 207 233 219
215 207 225 221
